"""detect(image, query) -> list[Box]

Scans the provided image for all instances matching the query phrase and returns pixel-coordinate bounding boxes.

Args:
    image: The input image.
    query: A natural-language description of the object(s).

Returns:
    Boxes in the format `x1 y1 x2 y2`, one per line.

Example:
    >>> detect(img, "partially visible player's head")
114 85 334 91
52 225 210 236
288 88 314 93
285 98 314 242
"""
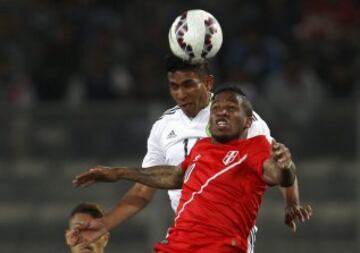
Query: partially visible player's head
65 202 109 253
210 85 253 144
166 55 214 118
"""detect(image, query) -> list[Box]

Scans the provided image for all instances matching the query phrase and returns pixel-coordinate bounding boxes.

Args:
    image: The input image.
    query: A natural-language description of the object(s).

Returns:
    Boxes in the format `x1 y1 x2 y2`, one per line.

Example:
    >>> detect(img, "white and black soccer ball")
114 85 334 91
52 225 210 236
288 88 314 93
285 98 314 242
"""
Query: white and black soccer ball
168 9 223 63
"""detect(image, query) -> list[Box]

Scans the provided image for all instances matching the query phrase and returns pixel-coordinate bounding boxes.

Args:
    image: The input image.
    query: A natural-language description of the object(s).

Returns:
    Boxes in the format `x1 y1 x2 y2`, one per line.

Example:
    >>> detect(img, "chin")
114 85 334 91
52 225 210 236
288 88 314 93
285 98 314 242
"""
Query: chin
212 134 236 144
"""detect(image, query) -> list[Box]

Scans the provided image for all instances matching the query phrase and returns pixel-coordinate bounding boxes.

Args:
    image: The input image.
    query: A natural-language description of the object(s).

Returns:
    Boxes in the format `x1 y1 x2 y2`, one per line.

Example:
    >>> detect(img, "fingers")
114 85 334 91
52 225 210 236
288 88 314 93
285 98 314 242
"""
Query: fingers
301 204 313 220
285 204 313 232
288 220 296 232
73 178 96 188
75 222 91 230
72 167 103 187
72 173 95 187
272 141 291 169
68 228 83 246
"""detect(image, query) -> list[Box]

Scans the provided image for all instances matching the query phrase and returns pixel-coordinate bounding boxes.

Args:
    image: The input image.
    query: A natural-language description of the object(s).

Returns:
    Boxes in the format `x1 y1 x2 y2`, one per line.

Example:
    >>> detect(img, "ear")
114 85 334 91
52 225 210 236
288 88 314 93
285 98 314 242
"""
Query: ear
244 116 253 129
65 229 72 246
205 75 214 91
100 232 110 248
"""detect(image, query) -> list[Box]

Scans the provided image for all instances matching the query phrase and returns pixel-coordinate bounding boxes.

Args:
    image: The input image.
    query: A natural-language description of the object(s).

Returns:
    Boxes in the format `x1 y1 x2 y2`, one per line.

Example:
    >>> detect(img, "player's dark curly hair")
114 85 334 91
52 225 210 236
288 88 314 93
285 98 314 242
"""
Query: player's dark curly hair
69 202 104 219
165 54 210 76
212 85 253 117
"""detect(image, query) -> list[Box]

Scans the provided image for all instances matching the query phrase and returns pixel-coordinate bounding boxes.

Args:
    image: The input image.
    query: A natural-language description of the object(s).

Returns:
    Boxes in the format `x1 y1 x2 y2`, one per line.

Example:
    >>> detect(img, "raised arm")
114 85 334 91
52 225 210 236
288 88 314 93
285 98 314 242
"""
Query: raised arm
73 165 185 189
271 140 312 231
263 158 296 187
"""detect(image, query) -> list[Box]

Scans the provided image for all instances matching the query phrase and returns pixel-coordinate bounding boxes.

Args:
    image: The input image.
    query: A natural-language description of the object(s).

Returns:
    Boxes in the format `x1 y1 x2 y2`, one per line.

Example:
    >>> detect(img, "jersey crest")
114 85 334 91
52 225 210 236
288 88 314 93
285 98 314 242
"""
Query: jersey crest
222 150 239 165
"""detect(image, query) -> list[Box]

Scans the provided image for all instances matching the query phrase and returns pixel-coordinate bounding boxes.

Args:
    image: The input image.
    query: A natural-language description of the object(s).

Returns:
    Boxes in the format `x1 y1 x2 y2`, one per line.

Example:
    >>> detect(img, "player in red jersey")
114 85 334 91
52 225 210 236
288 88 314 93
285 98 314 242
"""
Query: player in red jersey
72 86 312 253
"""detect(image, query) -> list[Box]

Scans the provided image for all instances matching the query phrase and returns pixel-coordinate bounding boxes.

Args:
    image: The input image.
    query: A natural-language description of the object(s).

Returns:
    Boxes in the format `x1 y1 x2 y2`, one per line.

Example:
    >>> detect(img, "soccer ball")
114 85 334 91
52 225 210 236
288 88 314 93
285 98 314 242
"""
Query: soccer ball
168 9 223 63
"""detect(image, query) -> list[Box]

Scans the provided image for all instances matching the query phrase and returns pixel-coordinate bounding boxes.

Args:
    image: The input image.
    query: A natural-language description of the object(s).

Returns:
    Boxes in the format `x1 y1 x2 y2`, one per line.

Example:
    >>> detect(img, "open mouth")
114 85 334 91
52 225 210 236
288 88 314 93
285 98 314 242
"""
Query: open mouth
79 245 94 253
215 118 229 128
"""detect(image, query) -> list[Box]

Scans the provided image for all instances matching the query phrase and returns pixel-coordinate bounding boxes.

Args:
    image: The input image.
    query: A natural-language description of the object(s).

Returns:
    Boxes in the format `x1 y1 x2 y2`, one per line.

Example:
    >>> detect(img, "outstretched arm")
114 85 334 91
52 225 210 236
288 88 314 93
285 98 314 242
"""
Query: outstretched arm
267 141 312 231
73 165 184 189
69 183 156 245
279 177 312 231
70 165 184 246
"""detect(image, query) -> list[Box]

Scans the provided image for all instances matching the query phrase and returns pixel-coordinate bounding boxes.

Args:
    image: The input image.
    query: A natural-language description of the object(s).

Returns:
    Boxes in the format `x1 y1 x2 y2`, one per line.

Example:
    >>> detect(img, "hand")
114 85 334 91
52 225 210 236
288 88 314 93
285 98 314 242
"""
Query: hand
285 204 312 232
69 218 109 246
271 140 292 169
73 166 119 188
66 228 81 246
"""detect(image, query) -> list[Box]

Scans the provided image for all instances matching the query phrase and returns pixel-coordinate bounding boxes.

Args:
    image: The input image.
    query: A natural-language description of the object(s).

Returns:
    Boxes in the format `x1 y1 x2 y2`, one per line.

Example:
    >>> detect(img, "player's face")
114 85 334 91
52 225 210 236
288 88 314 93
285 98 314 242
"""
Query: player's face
66 213 108 253
168 70 213 118
210 91 252 143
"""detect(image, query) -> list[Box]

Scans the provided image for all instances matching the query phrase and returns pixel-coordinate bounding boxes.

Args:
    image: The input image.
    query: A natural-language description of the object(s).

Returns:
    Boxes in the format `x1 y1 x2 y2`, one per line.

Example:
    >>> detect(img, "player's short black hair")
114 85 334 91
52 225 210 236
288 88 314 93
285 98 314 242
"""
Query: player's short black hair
165 54 210 76
212 85 253 117
69 202 104 219
213 85 247 97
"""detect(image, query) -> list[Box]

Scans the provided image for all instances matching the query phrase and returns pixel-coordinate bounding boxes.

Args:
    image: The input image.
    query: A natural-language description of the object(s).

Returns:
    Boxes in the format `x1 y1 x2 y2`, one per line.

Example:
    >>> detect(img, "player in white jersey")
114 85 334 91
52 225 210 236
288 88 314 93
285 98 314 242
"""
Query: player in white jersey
71 56 311 252
146 105 269 211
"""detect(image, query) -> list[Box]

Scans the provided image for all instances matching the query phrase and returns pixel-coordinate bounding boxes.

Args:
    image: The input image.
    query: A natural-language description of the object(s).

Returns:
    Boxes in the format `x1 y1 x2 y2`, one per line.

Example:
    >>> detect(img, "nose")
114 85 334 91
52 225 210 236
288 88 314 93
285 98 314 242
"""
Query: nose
216 107 229 116
174 87 187 101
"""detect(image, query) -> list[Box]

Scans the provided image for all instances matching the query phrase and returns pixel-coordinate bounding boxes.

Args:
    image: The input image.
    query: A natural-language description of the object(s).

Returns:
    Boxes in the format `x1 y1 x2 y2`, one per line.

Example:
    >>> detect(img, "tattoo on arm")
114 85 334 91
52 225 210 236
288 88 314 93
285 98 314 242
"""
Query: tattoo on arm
117 166 184 189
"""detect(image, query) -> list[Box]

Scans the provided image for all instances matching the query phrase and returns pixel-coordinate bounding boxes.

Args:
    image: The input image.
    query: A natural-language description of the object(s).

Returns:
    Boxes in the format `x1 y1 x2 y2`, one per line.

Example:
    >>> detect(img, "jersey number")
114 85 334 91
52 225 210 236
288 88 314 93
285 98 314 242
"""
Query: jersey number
184 163 196 183
183 138 201 159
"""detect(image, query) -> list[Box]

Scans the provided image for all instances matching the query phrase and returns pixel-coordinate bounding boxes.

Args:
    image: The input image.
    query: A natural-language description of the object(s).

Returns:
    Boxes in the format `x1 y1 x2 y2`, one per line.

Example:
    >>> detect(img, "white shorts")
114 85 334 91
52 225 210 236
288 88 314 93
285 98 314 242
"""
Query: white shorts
247 225 258 253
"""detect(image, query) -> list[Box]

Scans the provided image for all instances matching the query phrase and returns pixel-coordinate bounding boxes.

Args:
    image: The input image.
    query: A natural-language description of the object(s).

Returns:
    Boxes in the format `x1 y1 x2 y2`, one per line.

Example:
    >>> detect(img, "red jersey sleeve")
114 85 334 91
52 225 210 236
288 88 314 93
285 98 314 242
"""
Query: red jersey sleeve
181 154 191 172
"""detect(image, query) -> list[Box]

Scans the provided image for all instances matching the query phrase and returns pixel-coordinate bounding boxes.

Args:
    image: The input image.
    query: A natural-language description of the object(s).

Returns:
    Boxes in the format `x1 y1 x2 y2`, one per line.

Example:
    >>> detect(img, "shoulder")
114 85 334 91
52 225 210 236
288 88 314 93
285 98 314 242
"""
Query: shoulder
245 135 271 152
248 110 271 138
150 105 182 131
159 105 181 120
189 137 212 152
196 137 212 145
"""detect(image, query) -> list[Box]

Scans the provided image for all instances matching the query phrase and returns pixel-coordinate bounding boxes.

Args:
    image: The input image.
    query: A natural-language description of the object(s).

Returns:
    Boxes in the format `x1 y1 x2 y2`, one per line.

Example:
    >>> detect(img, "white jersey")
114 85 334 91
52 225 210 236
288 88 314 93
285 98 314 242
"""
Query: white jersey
142 103 271 211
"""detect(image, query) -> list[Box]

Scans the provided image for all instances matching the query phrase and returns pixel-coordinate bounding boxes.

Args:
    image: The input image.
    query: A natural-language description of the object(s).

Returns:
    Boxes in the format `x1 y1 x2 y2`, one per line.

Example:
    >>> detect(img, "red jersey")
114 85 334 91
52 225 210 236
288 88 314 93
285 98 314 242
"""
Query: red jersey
154 135 271 253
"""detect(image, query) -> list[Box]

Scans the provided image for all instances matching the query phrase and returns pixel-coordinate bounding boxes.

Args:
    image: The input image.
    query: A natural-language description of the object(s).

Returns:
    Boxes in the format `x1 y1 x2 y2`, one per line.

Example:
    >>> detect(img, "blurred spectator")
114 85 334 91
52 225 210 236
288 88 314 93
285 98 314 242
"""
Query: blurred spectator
79 28 133 101
222 66 260 102
225 25 287 92
263 0 302 43
31 19 79 101
293 0 360 99
0 0 358 103
264 55 325 150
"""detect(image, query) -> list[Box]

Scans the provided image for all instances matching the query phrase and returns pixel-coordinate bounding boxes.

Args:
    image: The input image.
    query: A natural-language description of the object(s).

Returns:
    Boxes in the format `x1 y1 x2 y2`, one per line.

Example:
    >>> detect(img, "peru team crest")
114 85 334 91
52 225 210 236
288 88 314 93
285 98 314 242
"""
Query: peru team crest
222 151 239 165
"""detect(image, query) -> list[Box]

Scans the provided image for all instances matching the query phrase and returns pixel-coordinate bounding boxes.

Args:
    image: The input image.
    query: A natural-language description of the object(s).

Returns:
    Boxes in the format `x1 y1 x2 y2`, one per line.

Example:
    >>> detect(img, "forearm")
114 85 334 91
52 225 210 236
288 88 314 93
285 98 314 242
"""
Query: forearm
264 159 296 187
279 176 300 206
104 183 156 231
279 161 296 187
113 166 183 189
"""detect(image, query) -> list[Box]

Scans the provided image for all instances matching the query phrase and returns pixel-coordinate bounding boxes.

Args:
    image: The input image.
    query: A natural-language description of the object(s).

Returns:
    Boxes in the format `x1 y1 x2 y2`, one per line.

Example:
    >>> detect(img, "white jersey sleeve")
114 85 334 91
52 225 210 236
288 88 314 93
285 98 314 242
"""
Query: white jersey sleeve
142 120 165 168
247 111 272 141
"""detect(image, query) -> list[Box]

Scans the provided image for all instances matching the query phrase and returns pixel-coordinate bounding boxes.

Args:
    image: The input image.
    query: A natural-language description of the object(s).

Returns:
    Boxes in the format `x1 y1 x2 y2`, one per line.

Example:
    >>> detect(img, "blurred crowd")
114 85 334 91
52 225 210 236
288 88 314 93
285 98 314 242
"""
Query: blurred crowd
0 0 359 107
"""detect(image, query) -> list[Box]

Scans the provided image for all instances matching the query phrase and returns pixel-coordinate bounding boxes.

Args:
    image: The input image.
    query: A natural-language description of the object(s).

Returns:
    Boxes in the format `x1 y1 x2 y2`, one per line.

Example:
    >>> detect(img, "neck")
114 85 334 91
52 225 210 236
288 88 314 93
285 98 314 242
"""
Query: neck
211 133 243 144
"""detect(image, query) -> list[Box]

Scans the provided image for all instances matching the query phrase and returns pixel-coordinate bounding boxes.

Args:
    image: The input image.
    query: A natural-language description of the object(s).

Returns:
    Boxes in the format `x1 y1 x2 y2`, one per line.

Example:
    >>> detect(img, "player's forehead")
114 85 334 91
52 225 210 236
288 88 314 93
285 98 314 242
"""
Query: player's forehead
212 91 242 105
167 70 202 83
69 213 93 228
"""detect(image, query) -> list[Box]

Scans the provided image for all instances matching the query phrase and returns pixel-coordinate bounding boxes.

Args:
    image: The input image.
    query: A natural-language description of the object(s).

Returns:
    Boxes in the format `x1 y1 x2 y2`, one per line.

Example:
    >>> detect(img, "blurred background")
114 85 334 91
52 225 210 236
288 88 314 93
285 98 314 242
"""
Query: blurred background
0 0 359 252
